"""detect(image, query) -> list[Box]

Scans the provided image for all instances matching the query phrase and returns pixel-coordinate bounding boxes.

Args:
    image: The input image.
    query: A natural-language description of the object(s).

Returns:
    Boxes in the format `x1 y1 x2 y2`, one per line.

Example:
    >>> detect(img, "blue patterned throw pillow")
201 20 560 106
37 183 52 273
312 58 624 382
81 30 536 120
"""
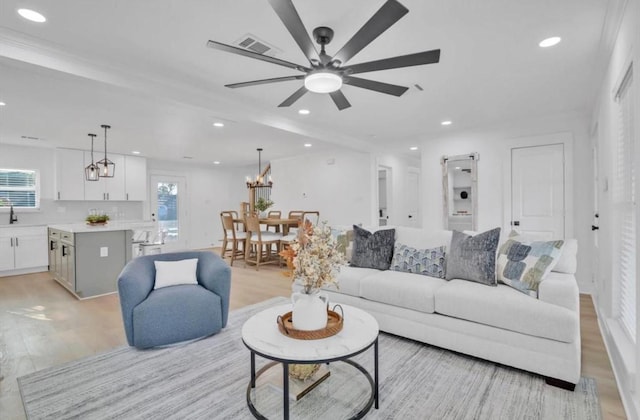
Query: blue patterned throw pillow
390 243 446 278
497 239 564 297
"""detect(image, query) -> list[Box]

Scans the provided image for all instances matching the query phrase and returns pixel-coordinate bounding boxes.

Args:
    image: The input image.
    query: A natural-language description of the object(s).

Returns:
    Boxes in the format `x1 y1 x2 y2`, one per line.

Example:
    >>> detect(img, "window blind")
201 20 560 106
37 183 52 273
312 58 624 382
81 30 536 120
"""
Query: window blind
0 169 38 208
613 65 636 342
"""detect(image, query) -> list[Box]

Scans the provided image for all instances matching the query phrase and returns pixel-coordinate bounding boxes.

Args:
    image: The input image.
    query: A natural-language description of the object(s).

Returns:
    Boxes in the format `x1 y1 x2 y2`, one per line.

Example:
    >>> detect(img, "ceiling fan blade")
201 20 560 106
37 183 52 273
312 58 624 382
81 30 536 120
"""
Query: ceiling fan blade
207 40 309 72
329 90 351 110
345 49 440 75
278 86 308 107
332 0 408 65
343 76 408 96
226 75 305 88
268 0 320 64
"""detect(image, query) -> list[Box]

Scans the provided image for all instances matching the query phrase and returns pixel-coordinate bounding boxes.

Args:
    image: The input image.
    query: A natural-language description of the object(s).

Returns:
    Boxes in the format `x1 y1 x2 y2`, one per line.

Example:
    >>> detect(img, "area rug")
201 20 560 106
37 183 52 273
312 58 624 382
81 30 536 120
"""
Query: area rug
18 297 601 419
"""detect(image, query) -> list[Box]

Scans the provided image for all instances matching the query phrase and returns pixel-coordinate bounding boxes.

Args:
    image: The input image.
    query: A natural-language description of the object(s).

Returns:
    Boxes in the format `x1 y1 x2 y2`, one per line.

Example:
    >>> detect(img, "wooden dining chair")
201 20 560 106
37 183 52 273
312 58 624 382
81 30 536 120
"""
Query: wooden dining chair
220 212 246 266
302 211 320 225
266 210 282 233
244 215 282 270
288 210 304 220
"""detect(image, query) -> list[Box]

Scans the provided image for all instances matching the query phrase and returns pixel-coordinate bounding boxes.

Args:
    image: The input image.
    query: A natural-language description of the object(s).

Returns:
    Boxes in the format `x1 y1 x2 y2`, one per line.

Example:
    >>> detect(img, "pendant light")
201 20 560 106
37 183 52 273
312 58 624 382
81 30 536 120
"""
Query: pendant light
96 124 115 178
84 133 100 181
245 148 272 188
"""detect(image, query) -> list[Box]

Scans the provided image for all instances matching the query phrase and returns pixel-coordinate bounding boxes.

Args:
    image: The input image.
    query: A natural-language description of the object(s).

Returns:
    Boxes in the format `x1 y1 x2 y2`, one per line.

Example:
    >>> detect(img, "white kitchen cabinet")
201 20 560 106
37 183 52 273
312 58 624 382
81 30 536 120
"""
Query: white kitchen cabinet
84 152 126 201
55 149 85 200
124 155 147 201
0 226 48 275
0 238 14 271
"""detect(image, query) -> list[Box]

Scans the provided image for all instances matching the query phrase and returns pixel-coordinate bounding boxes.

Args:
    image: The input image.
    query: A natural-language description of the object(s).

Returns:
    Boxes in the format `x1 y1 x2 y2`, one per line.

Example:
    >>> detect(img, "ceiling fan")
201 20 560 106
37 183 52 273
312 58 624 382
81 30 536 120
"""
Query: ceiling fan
207 0 440 110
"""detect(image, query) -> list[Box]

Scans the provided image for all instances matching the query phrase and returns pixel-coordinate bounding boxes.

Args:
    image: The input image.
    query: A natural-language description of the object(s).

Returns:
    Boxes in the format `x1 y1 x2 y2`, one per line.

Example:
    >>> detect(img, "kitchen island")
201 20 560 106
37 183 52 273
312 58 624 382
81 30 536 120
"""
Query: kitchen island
48 221 156 299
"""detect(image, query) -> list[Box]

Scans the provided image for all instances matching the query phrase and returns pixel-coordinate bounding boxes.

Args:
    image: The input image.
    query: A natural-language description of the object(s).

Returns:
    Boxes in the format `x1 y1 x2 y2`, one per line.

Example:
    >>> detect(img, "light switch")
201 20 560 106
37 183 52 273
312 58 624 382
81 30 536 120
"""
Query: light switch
100 247 108 257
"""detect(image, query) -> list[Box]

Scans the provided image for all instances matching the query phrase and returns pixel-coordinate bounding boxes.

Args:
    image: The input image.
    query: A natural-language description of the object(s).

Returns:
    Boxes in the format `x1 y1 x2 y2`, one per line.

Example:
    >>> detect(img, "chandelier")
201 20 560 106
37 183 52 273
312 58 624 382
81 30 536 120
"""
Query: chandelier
246 148 272 189
84 133 100 181
96 124 115 178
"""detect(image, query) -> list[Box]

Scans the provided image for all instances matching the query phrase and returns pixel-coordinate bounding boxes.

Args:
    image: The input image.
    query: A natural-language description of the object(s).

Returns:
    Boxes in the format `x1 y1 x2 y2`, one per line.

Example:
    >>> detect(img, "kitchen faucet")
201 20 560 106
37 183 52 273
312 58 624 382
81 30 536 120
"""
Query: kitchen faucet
9 204 18 224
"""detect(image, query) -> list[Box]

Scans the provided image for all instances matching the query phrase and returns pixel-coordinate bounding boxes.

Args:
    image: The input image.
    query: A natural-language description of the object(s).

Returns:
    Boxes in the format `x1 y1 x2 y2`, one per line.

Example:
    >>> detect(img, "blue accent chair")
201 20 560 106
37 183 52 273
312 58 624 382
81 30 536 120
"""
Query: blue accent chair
117 251 231 349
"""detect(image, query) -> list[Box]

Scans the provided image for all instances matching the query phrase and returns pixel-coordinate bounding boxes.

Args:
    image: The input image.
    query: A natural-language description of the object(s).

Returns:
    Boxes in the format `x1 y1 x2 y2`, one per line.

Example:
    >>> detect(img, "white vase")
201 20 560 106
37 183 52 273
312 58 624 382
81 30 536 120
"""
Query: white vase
291 290 328 331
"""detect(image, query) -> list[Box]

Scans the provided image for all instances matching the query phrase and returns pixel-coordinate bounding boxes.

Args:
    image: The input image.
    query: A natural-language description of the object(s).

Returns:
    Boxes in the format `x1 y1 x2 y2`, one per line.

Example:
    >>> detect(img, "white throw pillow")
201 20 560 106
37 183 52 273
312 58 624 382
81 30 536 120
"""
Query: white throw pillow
153 258 199 289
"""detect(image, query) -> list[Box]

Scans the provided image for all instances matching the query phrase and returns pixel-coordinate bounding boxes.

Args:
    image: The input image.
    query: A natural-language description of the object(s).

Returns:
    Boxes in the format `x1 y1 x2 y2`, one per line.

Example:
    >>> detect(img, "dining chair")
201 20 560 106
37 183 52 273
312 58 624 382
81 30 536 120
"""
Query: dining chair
266 210 282 233
220 212 246 266
244 215 282 270
302 211 320 225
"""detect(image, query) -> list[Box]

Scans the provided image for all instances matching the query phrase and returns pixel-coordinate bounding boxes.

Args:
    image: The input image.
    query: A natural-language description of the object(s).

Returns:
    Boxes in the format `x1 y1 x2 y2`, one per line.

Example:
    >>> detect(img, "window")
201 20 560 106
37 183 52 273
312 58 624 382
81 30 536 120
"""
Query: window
0 169 40 209
613 64 635 342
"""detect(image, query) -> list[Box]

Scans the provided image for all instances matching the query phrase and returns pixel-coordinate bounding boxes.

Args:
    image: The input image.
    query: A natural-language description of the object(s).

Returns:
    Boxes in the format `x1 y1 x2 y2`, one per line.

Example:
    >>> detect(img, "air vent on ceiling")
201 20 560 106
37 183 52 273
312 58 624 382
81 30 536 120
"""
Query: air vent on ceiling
234 33 281 57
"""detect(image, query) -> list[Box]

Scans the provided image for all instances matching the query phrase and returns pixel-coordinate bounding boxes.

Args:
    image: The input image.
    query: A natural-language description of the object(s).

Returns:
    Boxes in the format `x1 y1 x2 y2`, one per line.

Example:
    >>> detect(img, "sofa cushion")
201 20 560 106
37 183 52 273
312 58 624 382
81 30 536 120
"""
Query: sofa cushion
359 270 448 314
390 243 446 279
326 265 380 297
553 239 578 274
133 284 222 348
434 280 577 343
496 239 564 297
350 225 395 270
445 228 501 286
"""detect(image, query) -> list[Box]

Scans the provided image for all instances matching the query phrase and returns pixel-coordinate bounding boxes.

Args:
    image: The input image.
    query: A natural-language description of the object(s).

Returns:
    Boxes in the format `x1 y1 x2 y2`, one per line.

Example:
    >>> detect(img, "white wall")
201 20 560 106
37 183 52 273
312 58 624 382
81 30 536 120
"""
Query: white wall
269 149 374 227
590 0 639 417
0 143 143 226
419 112 591 292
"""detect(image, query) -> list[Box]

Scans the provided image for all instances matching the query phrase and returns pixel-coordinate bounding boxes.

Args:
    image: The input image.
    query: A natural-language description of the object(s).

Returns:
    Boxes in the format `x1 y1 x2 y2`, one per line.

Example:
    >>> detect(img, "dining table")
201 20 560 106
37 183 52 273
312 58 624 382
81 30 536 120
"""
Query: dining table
232 217 301 235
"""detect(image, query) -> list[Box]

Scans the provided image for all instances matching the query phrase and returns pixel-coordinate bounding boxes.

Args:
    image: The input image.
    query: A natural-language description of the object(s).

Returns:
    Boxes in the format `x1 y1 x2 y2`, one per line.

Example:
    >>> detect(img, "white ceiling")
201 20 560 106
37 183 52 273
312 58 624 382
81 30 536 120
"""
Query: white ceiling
0 0 615 166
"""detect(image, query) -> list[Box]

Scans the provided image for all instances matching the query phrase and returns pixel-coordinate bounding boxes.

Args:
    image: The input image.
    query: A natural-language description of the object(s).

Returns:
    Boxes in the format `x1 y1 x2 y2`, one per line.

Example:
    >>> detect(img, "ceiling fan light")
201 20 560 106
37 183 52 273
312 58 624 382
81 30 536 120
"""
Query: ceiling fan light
304 72 342 93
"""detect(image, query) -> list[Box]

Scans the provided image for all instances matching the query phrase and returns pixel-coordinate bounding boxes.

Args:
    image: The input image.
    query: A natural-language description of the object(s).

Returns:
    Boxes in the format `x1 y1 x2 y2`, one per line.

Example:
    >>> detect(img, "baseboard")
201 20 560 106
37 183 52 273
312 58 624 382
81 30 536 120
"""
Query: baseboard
591 295 638 420
0 266 47 278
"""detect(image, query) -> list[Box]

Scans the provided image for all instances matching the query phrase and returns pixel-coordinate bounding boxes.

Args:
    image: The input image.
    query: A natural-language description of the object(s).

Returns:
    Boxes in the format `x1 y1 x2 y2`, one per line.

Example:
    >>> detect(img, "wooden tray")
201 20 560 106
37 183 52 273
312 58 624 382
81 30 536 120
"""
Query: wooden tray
277 305 344 340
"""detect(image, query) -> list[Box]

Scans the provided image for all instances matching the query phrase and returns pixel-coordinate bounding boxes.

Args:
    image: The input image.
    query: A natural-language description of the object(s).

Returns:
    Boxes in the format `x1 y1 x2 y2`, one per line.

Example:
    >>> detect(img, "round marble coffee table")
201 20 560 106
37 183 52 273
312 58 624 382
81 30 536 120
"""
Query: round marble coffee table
242 303 379 420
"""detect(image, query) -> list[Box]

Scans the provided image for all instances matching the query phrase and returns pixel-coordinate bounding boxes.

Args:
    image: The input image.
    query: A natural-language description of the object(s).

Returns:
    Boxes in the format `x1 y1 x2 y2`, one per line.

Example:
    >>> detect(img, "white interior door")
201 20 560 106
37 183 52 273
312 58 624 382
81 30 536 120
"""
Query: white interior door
150 175 188 250
406 168 420 227
511 144 565 239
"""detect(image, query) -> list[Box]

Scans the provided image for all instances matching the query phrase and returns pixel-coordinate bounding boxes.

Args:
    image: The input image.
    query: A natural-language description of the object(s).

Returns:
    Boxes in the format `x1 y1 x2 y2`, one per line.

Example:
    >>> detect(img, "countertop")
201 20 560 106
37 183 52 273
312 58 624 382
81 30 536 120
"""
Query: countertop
0 223 48 229
48 220 157 233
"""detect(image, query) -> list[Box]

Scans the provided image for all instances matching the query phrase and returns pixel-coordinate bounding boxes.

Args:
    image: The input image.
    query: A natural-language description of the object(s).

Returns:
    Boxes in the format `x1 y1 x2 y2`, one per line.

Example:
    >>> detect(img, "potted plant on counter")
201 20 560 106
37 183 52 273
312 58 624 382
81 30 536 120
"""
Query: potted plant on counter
85 214 110 226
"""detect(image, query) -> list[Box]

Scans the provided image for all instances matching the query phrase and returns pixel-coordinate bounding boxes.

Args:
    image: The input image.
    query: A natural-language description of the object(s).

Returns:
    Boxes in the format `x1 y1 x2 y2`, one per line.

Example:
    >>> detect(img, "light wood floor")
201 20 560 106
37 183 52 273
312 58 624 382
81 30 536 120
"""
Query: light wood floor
0 258 626 419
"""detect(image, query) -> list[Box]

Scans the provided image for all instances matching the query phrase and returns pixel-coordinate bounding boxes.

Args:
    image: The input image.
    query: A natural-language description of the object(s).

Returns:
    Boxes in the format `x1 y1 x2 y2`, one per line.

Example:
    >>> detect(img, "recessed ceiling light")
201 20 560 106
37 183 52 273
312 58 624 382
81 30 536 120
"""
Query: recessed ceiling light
455 166 461 170
0 102 5 106
18 8 46 23
304 143 312 147
213 161 221 165
131 151 141 155
298 109 310 115
409 146 418 151
539 37 561 48
441 120 452 126
213 122 224 127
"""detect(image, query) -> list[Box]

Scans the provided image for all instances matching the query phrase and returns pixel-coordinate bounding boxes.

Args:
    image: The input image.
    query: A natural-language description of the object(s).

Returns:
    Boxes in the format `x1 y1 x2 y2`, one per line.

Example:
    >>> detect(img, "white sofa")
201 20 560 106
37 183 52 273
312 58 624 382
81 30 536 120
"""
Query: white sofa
323 226 580 389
